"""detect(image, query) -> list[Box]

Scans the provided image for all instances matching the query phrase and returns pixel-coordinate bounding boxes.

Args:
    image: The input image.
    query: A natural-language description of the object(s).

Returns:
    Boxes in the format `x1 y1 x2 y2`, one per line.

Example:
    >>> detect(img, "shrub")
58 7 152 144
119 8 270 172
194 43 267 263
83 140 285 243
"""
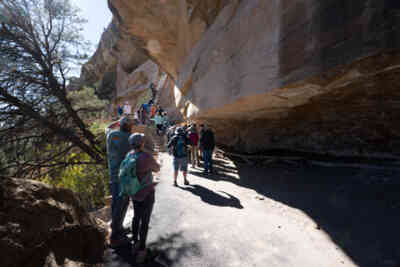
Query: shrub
42 151 109 211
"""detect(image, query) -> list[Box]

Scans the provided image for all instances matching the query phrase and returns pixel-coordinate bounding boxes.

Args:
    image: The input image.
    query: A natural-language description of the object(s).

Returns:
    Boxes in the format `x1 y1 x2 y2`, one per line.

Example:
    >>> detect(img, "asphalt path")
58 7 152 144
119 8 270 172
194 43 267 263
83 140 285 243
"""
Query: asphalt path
104 152 357 267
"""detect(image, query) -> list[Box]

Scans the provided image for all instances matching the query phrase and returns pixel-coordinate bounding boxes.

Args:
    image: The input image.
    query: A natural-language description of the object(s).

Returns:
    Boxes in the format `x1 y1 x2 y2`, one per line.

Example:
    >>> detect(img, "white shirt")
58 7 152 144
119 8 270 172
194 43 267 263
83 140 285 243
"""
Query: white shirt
123 104 131 114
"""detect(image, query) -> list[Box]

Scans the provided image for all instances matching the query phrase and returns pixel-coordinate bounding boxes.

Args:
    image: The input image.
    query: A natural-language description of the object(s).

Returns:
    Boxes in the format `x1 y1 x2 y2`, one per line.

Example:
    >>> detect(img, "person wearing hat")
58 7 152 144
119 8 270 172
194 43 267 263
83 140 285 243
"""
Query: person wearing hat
167 127 191 186
105 116 134 248
128 133 160 263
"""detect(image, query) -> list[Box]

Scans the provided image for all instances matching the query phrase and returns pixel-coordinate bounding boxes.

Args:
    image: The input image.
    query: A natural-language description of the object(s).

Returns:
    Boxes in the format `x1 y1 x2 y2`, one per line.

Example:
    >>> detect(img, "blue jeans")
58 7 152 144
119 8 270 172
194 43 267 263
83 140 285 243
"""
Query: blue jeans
110 181 129 240
203 150 213 172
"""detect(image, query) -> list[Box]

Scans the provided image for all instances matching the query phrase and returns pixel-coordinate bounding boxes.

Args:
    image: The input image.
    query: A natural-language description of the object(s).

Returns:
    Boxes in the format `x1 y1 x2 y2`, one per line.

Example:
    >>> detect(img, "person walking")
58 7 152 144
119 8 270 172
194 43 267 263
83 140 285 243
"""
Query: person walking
123 101 131 116
200 124 215 174
152 111 164 136
142 101 151 125
198 124 205 160
105 116 134 248
188 124 199 168
127 133 160 263
167 127 190 186
117 104 123 117
150 104 156 119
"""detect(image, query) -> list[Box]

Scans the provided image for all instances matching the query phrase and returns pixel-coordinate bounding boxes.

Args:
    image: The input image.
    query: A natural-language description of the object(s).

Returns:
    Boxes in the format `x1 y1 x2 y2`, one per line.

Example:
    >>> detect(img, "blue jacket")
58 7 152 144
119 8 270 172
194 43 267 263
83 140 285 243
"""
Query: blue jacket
106 128 131 182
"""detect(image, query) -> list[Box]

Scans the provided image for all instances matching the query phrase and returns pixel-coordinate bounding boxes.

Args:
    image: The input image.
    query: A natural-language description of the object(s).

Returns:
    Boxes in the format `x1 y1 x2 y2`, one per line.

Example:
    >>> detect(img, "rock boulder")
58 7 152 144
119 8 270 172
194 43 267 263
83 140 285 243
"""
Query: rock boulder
0 177 105 267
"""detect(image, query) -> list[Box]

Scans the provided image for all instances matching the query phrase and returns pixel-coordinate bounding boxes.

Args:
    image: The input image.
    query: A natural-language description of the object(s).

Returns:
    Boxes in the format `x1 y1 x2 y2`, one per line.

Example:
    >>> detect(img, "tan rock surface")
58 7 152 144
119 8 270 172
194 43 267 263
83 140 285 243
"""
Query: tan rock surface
80 20 148 99
0 177 105 267
175 0 400 155
88 0 400 156
116 60 159 102
108 0 233 79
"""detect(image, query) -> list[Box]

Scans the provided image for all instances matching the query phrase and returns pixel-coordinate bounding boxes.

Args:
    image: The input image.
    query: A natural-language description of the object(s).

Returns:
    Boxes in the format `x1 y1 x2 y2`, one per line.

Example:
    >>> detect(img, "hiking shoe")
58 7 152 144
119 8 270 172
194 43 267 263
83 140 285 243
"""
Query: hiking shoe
109 237 131 249
184 179 189 185
136 249 148 264
132 242 141 253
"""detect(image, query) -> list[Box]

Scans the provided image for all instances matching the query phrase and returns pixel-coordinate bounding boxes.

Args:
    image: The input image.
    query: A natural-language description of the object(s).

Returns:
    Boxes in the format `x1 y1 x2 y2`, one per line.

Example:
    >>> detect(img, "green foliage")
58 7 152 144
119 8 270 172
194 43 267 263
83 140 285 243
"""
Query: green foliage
41 117 112 210
0 0 105 173
89 119 109 136
42 152 109 211
68 86 109 121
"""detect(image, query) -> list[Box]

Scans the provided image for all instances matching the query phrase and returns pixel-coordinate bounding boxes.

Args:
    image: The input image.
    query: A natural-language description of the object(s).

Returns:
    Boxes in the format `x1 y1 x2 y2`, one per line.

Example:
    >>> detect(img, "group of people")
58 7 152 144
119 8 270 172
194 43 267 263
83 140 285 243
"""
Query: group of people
138 100 169 129
116 100 170 134
166 123 216 185
105 116 216 263
116 102 132 117
105 117 159 263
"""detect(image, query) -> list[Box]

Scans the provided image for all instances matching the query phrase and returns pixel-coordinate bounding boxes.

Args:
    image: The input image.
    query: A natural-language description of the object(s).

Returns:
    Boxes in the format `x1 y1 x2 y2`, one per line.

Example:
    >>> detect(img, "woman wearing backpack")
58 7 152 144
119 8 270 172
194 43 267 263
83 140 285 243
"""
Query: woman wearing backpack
128 133 160 263
167 127 190 186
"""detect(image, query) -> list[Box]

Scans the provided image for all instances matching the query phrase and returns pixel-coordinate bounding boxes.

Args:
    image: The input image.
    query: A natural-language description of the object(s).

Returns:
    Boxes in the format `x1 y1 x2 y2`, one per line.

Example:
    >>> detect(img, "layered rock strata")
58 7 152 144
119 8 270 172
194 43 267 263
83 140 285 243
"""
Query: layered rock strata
93 0 400 156
176 0 400 156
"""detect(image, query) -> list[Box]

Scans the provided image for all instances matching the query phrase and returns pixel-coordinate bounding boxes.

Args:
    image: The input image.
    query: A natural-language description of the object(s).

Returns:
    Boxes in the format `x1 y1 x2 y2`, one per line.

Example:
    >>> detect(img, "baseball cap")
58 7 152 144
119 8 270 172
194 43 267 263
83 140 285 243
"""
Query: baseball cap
129 133 145 147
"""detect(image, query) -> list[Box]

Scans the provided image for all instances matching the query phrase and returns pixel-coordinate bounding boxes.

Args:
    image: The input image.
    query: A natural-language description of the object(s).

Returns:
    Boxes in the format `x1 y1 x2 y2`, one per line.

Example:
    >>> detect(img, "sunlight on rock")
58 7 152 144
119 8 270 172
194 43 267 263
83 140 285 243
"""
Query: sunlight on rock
174 84 183 107
147 39 162 55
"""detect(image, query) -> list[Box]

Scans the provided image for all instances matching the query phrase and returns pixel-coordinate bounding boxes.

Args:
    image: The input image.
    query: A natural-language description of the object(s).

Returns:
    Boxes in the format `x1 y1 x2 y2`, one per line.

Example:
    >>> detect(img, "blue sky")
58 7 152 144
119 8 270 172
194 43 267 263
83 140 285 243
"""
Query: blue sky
70 0 112 53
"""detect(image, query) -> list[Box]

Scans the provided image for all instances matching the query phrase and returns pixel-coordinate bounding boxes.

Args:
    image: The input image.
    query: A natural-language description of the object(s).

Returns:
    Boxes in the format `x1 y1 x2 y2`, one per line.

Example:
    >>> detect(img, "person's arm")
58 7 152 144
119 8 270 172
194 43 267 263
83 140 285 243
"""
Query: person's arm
211 132 216 149
149 156 161 173
199 133 204 148
105 120 120 135
167 136 175 148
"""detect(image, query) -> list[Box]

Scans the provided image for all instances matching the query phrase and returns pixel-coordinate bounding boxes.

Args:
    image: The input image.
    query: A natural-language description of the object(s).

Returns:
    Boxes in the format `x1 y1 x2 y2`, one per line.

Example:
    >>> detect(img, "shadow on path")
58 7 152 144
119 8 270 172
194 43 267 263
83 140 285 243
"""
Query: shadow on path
106 243 165 267
177 184 243 209
106 232 200 266
194 157 400 267
148 232 202 266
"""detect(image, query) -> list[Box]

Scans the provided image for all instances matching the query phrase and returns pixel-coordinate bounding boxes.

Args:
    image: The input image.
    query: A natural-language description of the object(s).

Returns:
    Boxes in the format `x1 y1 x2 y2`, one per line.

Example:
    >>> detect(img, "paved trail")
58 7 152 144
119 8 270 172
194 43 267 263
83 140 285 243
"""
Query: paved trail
105 151 372 267
103 123 400 267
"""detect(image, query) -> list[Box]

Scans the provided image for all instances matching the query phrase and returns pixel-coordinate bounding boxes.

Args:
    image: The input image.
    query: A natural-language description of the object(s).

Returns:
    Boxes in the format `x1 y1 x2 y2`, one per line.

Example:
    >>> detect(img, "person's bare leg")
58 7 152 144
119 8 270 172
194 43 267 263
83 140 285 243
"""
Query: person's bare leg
183 172 189 185
174 170 178 185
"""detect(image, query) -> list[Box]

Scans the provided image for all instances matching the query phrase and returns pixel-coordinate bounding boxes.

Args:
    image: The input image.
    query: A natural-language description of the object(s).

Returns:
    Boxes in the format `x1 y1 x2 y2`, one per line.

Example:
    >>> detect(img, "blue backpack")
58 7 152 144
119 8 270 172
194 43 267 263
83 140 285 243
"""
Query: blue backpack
174 135 187 158
118 152 149 196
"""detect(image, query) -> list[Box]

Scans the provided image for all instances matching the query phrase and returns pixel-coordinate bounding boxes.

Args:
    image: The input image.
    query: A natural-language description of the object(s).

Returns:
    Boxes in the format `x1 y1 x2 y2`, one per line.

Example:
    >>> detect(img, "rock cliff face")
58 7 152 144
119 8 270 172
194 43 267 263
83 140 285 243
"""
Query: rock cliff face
80 20 148 99
108 0 234 79
89 0 400 157
0 177 105 267
176 0 400 156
